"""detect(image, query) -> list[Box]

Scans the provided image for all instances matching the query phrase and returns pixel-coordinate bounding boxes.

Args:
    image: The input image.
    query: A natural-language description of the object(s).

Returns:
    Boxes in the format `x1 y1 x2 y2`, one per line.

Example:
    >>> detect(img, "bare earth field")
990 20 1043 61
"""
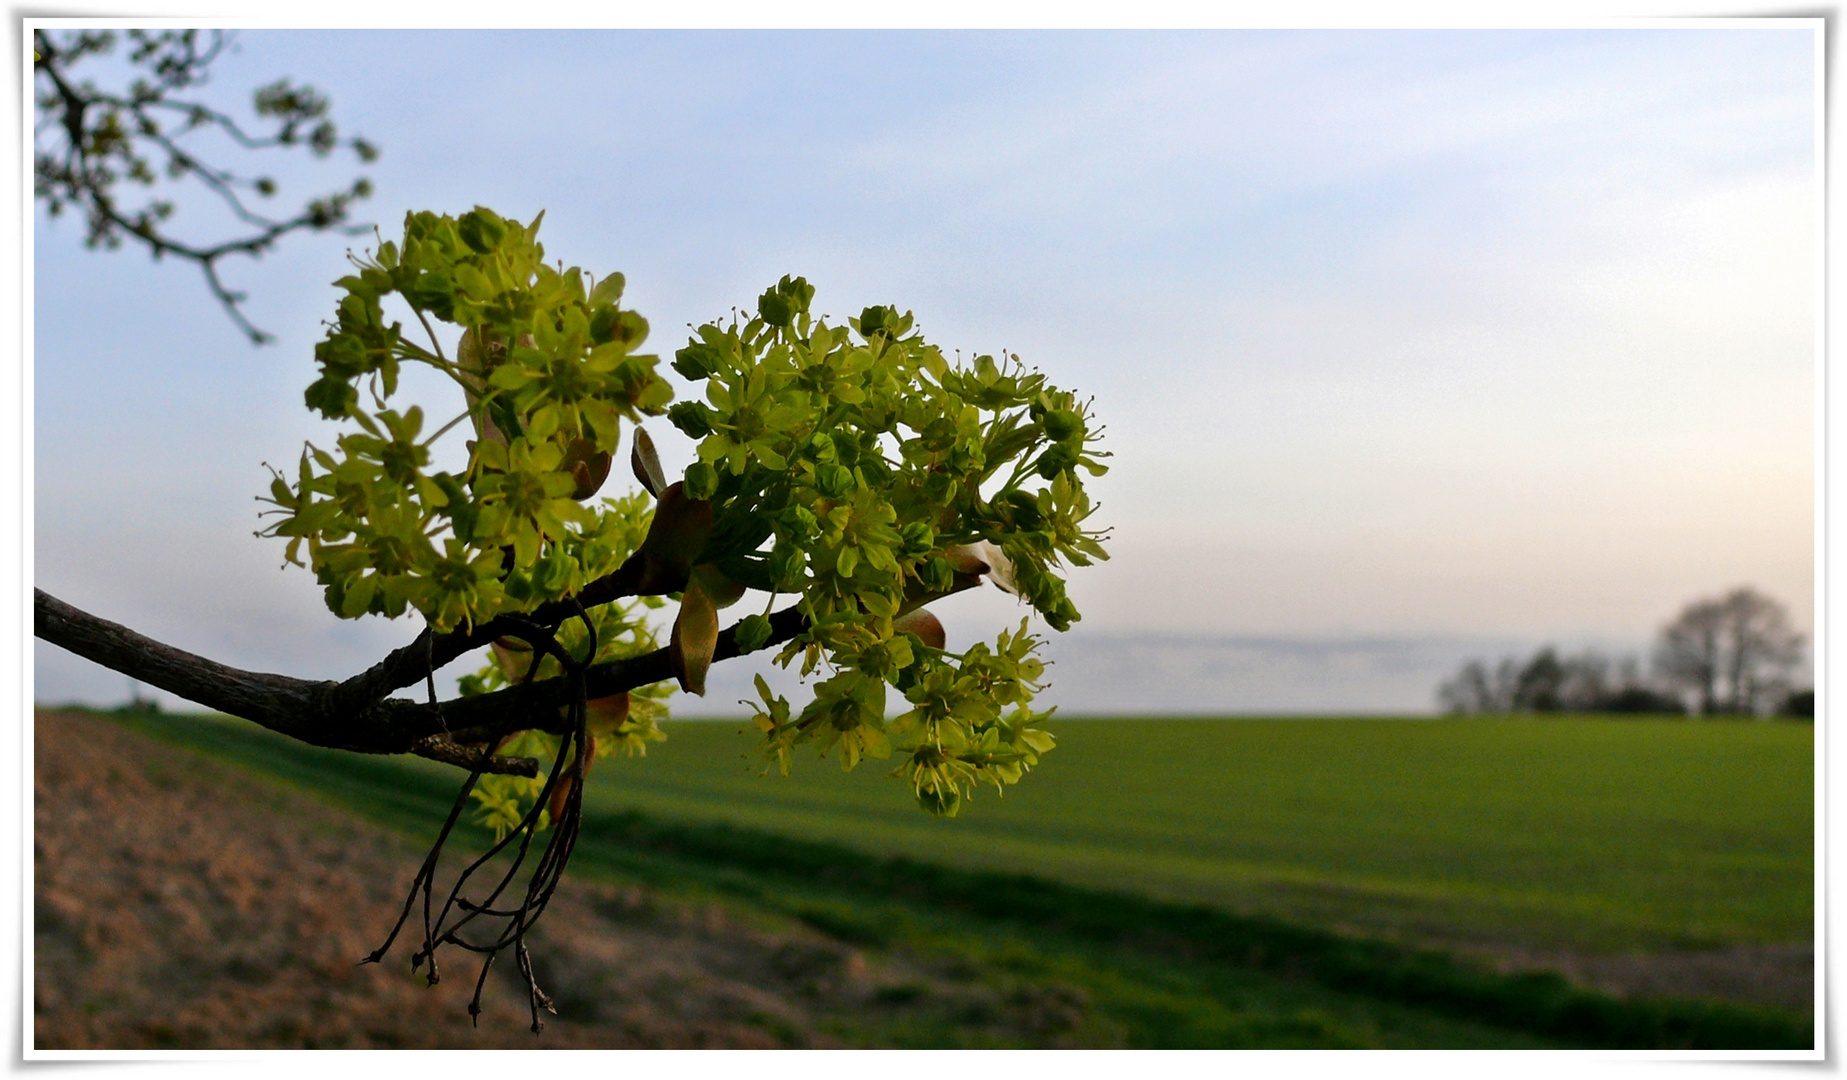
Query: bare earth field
32 710 1022 1050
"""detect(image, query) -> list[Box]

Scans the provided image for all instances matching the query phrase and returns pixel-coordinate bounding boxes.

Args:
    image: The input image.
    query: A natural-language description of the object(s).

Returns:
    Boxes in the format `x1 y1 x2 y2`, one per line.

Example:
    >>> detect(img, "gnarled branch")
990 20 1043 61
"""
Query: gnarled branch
33 587 808 770
327 552 655 716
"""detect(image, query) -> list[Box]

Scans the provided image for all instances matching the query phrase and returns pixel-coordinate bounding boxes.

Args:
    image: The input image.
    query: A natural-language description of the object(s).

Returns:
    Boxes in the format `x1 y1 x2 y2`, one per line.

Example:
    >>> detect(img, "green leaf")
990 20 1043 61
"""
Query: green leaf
488 364 534 390
589 271 625 308
341 573 376 617
526 403 561 440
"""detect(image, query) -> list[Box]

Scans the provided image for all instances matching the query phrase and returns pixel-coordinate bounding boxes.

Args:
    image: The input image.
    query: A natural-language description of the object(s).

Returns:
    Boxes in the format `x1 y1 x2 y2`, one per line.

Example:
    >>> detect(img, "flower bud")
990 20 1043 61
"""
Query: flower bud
923 556 956 593
735 613 773 655
684 460 718 501
672 344 720 381
1041 409 1083 442
1000 489 1044 529
780 504 819 540
1035 443 1078 480
589 304 620 345
456 207 507 254
758 289 793 328
816 462 855 498
899 521 934 557
769 545 808 590
922 471 958 504
668 401 713 439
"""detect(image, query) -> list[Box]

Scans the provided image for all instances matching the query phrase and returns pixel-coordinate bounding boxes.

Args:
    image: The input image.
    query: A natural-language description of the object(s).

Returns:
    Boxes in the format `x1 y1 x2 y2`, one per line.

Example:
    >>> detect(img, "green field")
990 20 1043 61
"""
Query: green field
587 716 1815 953
76 709 1815 1049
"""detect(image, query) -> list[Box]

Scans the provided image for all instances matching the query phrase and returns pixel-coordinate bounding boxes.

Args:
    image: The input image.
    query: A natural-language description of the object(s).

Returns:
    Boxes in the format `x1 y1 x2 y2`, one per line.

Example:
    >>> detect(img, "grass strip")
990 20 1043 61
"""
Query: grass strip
93 709 1813 1050
571 809 1810 1050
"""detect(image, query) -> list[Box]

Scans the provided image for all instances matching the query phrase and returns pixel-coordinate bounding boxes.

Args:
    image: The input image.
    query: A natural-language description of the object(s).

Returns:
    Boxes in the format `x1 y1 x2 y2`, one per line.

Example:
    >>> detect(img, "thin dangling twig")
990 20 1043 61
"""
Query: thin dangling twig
365 605 603 1032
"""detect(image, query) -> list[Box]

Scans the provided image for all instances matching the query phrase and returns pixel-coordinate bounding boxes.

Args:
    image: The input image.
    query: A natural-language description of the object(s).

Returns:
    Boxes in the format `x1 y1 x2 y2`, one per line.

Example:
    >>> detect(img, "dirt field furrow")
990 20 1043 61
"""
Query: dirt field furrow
32 710 939 1050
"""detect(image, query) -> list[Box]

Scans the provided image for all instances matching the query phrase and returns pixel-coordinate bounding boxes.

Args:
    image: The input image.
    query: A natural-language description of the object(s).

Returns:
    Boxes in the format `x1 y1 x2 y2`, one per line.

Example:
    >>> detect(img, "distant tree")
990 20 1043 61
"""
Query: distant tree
1438 658 1516 713
1513 647 1567 711
1557 651 1681 712
1654 588 1803 715
1654 596 1724 714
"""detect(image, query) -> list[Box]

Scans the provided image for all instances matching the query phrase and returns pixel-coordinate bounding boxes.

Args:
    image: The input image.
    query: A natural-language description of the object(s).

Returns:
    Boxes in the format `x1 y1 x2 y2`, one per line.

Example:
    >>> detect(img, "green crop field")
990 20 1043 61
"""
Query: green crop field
584 716 1815 953
70 708 1815 1049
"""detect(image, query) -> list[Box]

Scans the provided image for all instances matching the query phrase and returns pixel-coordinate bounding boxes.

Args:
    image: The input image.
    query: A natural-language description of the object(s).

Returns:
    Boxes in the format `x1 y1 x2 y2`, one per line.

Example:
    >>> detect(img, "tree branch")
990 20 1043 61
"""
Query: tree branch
33 28 377 345
407 735 539 778
33 588 808 769
328 552 652 714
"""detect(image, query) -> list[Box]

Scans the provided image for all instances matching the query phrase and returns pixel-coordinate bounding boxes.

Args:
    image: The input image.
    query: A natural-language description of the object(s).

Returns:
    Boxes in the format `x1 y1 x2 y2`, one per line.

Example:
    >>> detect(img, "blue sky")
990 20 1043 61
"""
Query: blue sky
32 26 1818 712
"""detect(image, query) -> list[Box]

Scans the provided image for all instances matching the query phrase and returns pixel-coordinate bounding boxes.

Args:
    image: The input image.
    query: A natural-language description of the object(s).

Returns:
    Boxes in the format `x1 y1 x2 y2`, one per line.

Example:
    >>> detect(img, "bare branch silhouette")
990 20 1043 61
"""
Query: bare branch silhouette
33 28 378 343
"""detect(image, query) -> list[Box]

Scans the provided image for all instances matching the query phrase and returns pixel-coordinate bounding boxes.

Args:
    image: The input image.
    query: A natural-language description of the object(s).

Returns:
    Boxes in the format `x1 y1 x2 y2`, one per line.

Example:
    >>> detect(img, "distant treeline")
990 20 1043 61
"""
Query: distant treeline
1439 648 1685 715
1440 587 1812 719
1440 646 1813 718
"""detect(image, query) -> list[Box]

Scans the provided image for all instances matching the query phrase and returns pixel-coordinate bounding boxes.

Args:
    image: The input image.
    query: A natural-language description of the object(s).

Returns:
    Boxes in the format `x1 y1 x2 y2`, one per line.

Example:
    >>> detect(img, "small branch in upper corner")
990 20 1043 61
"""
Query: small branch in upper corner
31 27 379 345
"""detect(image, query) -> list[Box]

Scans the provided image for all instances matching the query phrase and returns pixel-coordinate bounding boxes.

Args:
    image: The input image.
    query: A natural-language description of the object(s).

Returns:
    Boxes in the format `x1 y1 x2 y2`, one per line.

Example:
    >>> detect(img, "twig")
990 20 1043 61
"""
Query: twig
33 29 377 344
365 620 599 1030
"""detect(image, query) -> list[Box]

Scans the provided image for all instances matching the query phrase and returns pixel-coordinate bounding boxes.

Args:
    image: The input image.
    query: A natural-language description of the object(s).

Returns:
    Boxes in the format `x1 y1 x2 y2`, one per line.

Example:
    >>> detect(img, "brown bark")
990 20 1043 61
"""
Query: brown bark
33 587 807 773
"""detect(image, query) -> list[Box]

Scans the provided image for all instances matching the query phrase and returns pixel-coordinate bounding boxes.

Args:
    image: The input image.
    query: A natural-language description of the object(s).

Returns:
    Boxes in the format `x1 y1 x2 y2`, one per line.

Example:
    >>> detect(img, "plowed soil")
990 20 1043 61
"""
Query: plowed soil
32 710 953 1050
